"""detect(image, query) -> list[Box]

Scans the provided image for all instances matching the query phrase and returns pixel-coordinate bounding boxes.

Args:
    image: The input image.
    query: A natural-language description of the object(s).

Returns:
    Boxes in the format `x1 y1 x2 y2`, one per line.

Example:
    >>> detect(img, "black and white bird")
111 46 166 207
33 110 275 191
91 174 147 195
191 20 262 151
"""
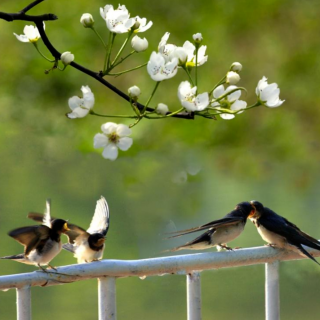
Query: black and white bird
167 202 254 251
0 200 69 271
250 200 320 265
29 196 110 264
63 196 110 263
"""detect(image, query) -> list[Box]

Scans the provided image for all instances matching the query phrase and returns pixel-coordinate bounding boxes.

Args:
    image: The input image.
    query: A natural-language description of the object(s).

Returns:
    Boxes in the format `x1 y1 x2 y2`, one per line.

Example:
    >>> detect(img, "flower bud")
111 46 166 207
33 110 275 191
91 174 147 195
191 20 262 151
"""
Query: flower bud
226 71 240 85
156 103 169 115
193 33 203 43
80 13 94 28
131 35 148 52
132 20 141 31
61 51 74 66
128 86 141 99
230 62 242 72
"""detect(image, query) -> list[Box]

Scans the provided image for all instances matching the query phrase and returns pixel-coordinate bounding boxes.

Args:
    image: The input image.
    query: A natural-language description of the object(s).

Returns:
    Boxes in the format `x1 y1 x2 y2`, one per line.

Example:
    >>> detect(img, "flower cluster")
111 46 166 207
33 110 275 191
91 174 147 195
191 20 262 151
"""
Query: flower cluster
100 5 152 34
12 3 285 160
147 32 208 82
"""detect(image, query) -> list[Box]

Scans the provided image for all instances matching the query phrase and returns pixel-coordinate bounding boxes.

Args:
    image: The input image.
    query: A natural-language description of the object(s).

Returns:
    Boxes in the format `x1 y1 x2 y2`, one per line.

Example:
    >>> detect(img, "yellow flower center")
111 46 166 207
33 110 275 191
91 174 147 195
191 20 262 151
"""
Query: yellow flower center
108 133 119 144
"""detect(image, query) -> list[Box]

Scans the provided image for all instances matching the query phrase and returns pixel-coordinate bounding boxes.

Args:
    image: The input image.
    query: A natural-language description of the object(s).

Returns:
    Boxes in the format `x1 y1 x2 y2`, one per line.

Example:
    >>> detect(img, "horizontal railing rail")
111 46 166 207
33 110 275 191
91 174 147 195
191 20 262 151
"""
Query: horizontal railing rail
0 245 319 320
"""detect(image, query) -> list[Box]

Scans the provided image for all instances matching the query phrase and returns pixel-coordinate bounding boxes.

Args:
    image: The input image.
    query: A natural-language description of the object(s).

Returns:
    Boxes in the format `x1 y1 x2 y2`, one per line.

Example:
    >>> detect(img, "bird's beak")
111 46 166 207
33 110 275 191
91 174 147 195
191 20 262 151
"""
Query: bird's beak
63 222 70 232
248 201 256 218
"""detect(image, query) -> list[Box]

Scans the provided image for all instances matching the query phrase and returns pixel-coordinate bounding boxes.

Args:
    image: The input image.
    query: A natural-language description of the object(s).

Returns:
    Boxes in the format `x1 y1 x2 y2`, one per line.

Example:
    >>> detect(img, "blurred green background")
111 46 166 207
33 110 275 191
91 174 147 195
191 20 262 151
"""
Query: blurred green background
1 0 320 319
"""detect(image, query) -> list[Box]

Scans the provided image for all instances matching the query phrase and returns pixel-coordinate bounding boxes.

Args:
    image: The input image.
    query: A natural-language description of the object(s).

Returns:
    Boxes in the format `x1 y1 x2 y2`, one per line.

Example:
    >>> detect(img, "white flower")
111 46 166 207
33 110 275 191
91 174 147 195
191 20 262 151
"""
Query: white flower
61 52 74 66
128 85 141 99
67 86 95 119
131 35 148 52
94 122 133 161
158 32 177 62
178 81 209 112
226 71 240 85
181 41 208 67
211 85 247 120
147 52 178 81
132 16 153 33
169 47 188 66
230 62 242 72
156 103 169 115
100 4 135 33
14 24 44 43
192 33 203 43
256 76 284 108
80 13 94 28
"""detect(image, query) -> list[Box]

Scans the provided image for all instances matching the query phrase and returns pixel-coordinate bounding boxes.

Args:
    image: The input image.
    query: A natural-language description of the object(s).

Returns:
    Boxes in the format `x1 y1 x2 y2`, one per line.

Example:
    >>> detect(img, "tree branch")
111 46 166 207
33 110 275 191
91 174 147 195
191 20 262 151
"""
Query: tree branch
21 0 45 14
0 1 194 120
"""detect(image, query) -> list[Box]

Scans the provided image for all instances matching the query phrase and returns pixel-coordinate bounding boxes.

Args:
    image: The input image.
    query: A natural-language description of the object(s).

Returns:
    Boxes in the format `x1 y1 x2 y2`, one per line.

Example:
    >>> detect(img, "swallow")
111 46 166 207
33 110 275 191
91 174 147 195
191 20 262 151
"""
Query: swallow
28 196 110 264
167 201 254 251
0 200 70 271
249 200 320 265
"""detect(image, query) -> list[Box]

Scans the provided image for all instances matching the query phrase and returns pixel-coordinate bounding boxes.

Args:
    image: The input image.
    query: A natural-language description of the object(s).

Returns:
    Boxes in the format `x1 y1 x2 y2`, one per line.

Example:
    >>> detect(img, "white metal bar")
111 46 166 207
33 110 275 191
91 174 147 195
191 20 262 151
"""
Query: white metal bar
187 272 202 320
98 277 117 320
16 286 31 320
265 260 280 320
0 245 318 290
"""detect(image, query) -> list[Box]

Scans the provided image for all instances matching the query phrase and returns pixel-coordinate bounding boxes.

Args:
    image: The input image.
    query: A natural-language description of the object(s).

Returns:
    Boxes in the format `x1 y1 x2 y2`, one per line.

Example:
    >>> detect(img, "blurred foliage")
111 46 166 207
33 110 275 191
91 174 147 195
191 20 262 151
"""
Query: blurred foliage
1 0 320 319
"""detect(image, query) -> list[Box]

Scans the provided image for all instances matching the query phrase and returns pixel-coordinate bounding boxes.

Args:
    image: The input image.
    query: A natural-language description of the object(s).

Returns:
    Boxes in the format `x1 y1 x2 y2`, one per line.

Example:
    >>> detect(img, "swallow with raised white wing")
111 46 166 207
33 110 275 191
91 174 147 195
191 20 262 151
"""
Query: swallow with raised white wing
28 196 110 264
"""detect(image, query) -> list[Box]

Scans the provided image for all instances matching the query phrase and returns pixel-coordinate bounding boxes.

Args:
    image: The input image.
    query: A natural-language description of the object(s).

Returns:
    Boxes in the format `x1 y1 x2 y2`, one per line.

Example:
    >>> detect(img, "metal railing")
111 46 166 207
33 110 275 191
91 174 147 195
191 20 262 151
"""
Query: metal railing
0 245 319 320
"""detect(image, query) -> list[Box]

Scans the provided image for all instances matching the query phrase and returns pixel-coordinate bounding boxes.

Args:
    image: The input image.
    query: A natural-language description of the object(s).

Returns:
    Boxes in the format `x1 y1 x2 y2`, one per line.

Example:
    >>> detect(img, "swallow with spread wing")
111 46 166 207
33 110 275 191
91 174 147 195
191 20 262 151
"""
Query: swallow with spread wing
28 196 110 264
167 202 254 251
250 200 320 265
0 200 69 271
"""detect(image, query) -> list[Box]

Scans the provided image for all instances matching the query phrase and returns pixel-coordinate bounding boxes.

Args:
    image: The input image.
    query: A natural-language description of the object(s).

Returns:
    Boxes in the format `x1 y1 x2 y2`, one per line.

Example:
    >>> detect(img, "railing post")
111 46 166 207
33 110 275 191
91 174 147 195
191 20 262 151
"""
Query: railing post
98 277 117 320
265 260 280 320
16 286 31 320
187 272 202 320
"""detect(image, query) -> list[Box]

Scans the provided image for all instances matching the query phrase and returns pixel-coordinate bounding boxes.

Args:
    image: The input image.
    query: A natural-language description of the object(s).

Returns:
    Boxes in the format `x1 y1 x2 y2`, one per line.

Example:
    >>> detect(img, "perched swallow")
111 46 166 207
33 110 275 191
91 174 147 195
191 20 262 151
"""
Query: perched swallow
250 200 320 265
28 196 110 264
167 202 254 251
0 200 70 271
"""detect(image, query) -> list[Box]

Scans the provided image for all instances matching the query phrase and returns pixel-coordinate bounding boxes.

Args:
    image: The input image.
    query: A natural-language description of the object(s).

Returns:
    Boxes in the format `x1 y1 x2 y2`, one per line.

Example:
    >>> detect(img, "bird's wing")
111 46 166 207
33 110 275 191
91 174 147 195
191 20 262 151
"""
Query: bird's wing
43 199 52 228
87 196 110 236
28 212 53 224
62 243 75 253
28 212 88 244
167 217 244 239
64 223 88 244
8 225 51 255
261 211 320 250
170 229 214 251
28 199 53 228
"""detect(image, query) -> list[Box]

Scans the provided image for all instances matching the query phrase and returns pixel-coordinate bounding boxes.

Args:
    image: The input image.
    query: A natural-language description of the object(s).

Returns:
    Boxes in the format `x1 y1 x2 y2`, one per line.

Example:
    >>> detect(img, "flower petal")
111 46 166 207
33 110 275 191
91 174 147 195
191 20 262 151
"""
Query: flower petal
226 85 241 102
117 137 133 151
13 33 29 42
195 92 209 111
101 122 118 134
67 107 89 118
213 85 225 98
68 96 82 110
116 124 132 137
231 100 247 114
94 133 109 148
220 113 235 120
102 144 118 160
